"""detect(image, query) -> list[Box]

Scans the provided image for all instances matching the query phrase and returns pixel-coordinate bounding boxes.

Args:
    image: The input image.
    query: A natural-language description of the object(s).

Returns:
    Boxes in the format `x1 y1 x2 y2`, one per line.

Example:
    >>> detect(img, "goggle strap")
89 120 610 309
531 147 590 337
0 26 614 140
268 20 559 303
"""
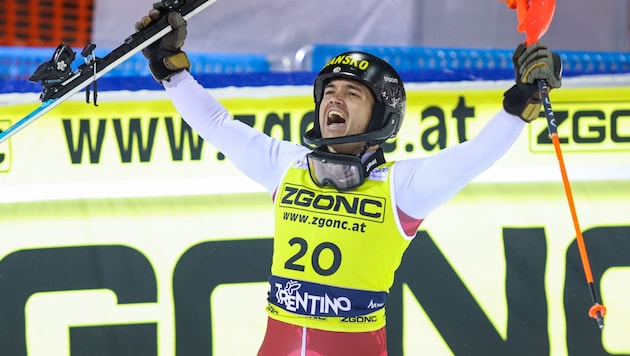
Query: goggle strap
362 148 386 176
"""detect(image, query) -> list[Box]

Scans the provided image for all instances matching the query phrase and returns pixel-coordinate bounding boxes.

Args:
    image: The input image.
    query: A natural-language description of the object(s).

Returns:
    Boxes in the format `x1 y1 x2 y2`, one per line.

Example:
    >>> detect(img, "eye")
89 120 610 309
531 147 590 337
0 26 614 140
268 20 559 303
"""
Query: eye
347 89 364 99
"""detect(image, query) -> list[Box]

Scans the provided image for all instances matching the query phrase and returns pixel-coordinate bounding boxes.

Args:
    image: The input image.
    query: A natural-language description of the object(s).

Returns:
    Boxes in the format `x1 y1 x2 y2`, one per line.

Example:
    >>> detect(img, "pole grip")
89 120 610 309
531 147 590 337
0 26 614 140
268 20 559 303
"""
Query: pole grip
537 79 558 136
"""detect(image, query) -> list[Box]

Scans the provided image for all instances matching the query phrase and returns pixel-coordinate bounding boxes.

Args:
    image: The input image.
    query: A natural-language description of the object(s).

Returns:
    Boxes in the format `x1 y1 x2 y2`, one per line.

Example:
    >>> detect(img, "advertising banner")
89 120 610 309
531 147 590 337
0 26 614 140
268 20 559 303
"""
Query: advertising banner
0 79 629 355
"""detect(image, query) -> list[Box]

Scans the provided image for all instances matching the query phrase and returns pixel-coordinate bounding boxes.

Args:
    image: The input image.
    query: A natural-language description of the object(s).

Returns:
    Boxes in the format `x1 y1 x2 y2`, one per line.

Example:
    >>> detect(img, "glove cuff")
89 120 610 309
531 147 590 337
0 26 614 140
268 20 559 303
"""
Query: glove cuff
503 84 542 123
149 52 191 82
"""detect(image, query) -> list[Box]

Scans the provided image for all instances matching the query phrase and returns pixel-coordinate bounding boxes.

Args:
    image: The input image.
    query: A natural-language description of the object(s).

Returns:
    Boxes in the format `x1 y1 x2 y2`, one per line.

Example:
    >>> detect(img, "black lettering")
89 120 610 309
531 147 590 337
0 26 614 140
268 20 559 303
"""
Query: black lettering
503 228 549 352
380 139 397 154
387 228 549 355
2 227 620 354
573 110 605 143
334 196 358 214
113 118 159 163
234 114 255 128
0 246 157 356
295 189 314 207
451 96 475 143
217 114 257 160
299 111 315 147
312 194 335 210
537 111 569 144
359 199 382 218
280 186 299 204
70 324 157 356
173 239 273 355
285 237 308 272
421 106 447 151
63 118 107 164
281 186 384 221
342 316 377 323
311 242 342 276
611 110 630 143
164 116 204 161
263 112 291 141
565 226 630 355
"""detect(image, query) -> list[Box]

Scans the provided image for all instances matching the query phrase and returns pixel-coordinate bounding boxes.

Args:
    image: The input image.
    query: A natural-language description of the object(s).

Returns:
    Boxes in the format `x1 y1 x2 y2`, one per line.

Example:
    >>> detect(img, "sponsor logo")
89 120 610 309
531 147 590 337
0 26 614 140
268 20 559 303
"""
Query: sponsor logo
368 299 385 309
365 156 378 171
280 184 385 222
530 106 630 152
341 316 378 323
274 280 352 316
324 55 370 71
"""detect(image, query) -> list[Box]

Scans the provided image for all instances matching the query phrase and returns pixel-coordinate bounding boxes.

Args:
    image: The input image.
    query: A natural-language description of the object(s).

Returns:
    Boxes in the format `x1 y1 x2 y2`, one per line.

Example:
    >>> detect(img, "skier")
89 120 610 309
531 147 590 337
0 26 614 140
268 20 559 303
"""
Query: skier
136 4 561 355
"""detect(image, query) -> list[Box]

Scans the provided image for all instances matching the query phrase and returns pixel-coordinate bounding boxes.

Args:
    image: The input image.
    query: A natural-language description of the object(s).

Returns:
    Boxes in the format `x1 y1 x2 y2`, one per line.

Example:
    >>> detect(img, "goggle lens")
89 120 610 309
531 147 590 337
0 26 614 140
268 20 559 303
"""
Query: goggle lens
307 152 364 192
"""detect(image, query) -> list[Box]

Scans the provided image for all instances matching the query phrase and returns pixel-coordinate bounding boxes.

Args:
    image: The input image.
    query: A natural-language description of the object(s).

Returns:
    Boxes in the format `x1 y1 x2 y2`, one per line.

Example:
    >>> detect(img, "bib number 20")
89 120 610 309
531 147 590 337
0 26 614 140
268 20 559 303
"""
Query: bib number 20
284 237 341 276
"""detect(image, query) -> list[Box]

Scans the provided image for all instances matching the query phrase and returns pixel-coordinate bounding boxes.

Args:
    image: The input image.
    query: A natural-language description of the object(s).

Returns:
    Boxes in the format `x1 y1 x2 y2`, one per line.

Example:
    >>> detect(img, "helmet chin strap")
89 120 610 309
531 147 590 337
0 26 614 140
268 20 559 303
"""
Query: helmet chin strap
357 142 371 157
305 111 395 148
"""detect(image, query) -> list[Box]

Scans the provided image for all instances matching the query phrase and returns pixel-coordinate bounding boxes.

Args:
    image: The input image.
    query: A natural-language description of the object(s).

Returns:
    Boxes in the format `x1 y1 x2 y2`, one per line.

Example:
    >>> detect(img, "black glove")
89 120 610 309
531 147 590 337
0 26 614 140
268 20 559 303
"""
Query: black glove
135 2 190 82
503 42 562 122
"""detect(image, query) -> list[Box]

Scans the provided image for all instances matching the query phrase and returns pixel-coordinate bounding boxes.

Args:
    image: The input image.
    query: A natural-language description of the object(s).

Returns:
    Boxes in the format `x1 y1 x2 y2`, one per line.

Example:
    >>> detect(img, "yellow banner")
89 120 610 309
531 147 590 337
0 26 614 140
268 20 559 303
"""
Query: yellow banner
0 182 628 355
0 81 629 355
1 85 628 202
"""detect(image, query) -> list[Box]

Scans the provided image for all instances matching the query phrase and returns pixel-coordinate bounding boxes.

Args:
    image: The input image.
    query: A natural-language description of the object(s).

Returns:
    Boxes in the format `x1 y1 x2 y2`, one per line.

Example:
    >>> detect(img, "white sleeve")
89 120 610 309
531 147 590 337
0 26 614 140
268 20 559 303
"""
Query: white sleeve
162 71 309 194
394 110 526 219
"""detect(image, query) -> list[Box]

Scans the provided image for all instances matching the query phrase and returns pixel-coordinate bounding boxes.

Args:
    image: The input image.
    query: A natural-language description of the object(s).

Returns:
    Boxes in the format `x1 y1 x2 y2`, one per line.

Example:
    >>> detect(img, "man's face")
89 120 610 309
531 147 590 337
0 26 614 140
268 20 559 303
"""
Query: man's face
318 79 374 154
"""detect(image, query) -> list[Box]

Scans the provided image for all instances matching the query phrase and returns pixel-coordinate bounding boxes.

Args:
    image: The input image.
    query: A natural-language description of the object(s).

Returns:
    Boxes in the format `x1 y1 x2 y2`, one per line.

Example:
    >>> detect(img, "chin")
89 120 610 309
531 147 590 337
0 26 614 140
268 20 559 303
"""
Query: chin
322 130 345 139
329 142 362 155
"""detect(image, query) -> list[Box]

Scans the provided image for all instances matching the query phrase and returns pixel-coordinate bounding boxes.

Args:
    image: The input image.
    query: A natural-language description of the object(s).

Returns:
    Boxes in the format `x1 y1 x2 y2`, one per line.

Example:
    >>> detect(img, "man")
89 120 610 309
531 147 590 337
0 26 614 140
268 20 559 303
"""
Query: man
136 4 562 355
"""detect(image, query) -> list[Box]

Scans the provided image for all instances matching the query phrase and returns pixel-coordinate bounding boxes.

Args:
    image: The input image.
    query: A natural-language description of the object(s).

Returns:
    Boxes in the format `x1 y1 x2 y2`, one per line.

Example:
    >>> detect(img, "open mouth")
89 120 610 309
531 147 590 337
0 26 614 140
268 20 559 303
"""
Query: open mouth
326 110 346 126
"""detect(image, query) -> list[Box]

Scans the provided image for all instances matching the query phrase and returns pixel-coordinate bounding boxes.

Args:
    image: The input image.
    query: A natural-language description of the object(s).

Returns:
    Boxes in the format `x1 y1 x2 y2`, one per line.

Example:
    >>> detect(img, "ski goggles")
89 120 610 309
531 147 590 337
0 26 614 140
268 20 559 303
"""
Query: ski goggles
306 148 386 192
307 150 365 192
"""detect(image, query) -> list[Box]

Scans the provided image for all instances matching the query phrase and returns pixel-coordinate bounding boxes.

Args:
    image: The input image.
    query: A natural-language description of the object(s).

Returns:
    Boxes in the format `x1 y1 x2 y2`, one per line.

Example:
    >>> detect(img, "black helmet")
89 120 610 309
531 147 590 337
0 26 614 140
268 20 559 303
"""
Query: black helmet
303 51 406 147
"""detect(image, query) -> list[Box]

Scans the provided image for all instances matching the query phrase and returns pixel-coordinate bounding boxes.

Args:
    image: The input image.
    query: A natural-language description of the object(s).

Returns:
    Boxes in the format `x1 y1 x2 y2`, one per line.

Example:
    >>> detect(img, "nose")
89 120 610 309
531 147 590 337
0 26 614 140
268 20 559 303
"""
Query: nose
328 92 343 104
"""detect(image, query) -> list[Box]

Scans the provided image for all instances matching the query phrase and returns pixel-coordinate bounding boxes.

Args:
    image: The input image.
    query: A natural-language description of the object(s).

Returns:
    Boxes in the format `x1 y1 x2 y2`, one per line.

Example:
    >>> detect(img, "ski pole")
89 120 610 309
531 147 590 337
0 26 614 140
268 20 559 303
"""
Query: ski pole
537 79 607 329
501 0 607 331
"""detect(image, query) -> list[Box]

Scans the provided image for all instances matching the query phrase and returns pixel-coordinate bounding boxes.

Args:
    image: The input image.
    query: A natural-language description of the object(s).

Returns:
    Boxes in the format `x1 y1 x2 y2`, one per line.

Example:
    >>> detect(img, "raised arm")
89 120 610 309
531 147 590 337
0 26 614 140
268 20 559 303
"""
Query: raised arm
395 42 562 220
163 71 309 195
135 5 308 195
394 110 524 219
